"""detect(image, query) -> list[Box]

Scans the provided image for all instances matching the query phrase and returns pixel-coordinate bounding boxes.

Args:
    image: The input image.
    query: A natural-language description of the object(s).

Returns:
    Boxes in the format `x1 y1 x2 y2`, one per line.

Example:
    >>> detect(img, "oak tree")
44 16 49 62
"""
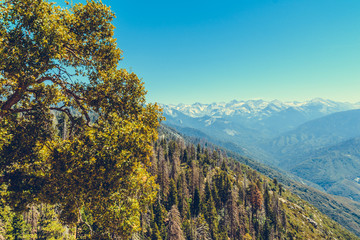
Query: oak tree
0 0 162 238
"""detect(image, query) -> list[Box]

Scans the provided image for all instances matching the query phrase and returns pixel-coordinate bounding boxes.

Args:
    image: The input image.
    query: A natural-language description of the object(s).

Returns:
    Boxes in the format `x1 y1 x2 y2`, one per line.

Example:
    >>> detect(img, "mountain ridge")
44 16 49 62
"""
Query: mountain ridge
162 98 360 119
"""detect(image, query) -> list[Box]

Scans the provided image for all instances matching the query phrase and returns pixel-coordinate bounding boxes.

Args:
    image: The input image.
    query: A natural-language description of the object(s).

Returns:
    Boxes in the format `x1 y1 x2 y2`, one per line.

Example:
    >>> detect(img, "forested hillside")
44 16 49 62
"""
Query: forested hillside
136 134 358 240
2 128 357 239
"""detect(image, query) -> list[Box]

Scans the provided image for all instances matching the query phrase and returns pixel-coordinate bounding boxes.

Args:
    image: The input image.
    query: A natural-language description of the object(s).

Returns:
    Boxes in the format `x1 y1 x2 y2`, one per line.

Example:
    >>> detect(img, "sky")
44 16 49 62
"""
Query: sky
56 0 360 104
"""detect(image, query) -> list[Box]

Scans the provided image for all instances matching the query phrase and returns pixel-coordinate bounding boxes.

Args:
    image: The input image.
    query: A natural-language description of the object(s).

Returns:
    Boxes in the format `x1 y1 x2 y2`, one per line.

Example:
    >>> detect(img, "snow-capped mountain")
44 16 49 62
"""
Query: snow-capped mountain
161 98 359 120
161 98 360 164
161 99 360 202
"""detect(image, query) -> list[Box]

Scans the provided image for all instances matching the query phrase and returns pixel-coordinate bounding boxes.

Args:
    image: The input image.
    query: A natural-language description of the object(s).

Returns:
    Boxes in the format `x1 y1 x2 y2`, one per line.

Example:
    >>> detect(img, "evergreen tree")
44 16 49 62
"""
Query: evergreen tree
151 223 162 240
191 188 200 217
263 185 274 224
211 184 221 210
196 144 201 160
167 179 178 211
182 149 189 164
153 199 166 238
214 170 231 205
203 183 219 240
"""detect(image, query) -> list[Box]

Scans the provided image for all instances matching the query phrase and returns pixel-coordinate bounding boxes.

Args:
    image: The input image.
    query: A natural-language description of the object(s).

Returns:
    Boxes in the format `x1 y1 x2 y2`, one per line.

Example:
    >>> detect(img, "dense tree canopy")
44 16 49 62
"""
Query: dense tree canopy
0 0 162 238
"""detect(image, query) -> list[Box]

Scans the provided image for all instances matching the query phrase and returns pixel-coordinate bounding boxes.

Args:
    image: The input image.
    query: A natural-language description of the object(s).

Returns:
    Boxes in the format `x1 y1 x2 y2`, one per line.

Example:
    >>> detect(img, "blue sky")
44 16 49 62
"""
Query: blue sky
57 0 360 104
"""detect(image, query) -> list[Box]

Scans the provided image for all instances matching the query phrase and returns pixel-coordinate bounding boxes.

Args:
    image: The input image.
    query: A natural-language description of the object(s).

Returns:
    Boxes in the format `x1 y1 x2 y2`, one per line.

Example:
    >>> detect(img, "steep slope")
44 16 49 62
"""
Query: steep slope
268 109 360 168
166 124 278 165
160 126 360 237
290 138 360 201
229 151 360 237
137 127 359 239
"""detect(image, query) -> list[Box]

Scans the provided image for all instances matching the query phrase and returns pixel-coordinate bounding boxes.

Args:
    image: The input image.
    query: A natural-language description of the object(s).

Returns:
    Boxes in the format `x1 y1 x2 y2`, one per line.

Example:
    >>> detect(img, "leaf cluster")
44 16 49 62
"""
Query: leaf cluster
0 0 163 238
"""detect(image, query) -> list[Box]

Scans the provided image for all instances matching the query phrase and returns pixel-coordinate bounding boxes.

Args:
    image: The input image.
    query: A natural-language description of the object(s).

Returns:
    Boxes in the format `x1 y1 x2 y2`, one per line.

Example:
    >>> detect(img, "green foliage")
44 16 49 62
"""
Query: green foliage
167 179 178 211
0 0 162 238
151 223 162 240
190 188 200 217
203 183 219 240
221 141 360 237
1 126 359 239
213 169 231 205
36 205 66 240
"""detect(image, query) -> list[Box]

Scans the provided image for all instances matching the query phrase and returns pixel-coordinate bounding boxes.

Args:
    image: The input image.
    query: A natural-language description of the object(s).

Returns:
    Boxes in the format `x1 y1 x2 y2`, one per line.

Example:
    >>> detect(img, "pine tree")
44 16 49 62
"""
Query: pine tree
211 184 221 210
264 185 274 224
167 179 178 211
214 170 231 205
153 199 166 238
182 149 189 164
191 188 200 217
196 144 201 160
151 223 162 240
203 183 219 240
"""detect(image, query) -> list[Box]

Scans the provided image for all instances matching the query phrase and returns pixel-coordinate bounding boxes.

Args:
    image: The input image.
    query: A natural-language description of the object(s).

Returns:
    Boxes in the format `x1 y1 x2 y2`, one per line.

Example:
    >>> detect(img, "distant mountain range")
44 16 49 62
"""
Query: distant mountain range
163 98 359 119
163 98 360 142
161 98 360 202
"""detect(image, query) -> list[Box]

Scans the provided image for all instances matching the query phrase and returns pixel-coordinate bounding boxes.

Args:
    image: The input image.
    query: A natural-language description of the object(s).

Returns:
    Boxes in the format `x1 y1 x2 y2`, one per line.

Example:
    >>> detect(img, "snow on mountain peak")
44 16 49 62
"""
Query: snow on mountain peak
161 99 360 119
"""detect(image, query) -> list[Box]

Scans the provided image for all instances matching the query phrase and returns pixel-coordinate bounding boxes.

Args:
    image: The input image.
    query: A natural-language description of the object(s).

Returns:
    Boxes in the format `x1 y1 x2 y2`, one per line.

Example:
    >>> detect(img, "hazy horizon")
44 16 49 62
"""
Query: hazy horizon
160 97 360 106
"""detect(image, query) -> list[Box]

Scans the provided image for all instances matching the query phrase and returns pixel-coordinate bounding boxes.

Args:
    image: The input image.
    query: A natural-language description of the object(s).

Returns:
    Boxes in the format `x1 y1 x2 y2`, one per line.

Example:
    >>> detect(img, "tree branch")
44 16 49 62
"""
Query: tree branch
35 74 90 125
65 45 91 65
1 72 90 126
0 88 24 117
79 209 94 235
55 79 91 125
7 108 34 114
36 76 55 84
0 106 76 138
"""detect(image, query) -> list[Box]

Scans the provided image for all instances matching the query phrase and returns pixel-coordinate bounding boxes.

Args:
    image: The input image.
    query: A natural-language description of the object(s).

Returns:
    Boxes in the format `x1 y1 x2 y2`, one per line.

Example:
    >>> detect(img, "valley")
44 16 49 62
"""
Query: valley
162 99 360 203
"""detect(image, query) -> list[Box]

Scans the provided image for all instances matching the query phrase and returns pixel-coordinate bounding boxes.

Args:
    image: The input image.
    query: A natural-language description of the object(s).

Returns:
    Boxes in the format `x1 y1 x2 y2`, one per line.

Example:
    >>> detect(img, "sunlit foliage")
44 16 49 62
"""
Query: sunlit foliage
0 0 162 238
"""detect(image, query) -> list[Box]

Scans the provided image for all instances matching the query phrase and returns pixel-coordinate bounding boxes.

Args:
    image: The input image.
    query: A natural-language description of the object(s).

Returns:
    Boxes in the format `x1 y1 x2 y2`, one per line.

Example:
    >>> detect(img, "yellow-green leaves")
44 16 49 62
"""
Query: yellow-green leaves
0 0 162 239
